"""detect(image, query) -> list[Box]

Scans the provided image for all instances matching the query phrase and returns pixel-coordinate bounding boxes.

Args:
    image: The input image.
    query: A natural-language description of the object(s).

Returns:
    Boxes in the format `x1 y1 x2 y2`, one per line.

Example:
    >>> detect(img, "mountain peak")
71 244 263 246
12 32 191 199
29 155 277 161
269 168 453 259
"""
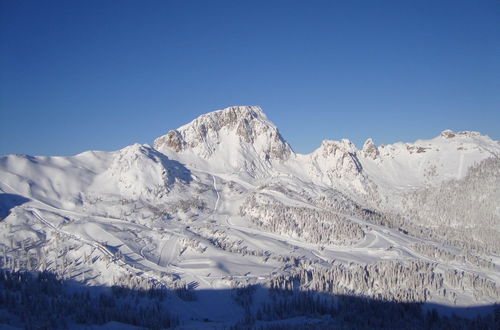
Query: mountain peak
307 139 364 183
317 139 357 157
362 138 380 160
154 106 292 176
154 106 290 157
178 105 268 131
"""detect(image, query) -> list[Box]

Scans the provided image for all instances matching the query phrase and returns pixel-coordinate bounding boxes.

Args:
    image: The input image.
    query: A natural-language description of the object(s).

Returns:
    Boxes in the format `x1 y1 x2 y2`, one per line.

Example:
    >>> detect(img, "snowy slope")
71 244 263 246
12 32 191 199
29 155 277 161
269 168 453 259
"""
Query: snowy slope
0 105 499 328
359 129 499 190
0 144 190 209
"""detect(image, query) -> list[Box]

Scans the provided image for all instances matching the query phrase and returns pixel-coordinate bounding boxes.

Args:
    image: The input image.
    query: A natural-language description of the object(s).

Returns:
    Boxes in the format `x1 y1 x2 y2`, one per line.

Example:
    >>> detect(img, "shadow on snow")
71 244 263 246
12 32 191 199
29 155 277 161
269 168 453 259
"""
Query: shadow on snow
0 269 498 329
0 193 30 220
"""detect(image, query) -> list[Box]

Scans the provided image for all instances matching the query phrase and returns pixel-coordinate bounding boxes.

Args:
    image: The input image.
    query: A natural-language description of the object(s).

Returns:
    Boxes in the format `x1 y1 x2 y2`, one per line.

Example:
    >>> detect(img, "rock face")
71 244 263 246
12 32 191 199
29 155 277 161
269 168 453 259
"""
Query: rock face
158 130 186 152
154 106 293 178
362 138 380 160
440 130 456 139
308 139 364 183
440 129 483 139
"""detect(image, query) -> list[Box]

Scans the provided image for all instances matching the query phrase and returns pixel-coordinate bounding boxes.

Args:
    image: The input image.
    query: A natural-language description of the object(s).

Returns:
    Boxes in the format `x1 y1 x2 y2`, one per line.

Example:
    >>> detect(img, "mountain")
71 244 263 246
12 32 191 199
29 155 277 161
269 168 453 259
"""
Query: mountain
154 106 292 179
359 129 499 189
0 144 191 213
0 106 499 328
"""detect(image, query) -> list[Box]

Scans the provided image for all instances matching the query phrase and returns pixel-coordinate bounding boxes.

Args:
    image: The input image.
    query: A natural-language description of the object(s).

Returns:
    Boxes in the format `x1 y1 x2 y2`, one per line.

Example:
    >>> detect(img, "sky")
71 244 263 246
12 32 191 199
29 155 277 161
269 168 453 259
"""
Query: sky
1 0 498 156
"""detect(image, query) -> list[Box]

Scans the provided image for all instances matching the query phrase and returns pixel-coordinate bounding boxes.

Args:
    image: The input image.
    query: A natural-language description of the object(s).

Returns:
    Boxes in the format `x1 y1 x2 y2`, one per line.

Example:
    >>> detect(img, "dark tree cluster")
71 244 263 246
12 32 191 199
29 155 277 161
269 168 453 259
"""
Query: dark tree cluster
0 269 178 329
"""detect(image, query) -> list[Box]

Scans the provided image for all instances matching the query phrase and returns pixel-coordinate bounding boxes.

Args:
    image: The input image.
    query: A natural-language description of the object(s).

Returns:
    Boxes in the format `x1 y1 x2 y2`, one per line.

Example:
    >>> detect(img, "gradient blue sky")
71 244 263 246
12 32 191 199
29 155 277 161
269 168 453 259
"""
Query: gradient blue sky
1 0 498 156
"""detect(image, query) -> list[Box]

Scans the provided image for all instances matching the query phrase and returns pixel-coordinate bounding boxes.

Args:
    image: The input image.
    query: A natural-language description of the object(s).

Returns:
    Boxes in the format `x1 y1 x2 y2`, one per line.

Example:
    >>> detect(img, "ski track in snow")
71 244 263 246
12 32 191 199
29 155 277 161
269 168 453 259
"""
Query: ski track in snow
158 234 179 267
29 209 166 285
457 152 465 179
1 181 184 285
156 173 221 288
27 204 217 320
212 174 220 216
4 176 497 285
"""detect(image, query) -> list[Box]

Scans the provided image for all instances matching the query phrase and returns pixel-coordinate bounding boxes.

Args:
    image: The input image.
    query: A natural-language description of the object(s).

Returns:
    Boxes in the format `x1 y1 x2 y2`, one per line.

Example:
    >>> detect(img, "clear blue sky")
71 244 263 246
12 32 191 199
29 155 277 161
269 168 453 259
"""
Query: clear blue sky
1 0 498 156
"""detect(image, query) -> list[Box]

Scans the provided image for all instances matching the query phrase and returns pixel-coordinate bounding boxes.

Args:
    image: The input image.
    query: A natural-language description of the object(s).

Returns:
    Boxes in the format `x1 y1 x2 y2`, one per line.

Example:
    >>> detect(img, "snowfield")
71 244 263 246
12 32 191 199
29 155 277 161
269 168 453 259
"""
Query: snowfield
0 106 499 328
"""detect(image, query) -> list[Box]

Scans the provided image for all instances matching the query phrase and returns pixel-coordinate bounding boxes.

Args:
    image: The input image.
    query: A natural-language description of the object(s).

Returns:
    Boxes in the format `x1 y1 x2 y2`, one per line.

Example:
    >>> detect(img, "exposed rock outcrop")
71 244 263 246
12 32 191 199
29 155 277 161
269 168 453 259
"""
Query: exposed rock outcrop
362 138 380 160
309 139 363 181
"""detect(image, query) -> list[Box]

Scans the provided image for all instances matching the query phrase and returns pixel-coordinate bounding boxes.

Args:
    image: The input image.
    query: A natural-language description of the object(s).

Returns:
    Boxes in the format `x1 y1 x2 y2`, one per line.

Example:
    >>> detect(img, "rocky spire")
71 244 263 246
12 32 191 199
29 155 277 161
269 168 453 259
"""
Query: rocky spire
362 138 380 160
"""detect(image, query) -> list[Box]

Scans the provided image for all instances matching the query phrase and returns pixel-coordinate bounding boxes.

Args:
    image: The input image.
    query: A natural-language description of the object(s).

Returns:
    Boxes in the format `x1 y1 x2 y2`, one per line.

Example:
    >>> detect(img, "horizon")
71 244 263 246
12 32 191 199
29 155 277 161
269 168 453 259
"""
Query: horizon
1 103 495 157
1 0 499 156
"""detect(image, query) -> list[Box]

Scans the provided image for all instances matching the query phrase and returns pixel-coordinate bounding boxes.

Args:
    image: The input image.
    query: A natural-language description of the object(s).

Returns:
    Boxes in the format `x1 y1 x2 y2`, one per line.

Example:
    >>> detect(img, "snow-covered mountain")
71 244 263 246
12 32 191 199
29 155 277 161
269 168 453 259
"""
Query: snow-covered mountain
359 129 499 189
154 106 292 179
154 105 499 197
1 105 499 328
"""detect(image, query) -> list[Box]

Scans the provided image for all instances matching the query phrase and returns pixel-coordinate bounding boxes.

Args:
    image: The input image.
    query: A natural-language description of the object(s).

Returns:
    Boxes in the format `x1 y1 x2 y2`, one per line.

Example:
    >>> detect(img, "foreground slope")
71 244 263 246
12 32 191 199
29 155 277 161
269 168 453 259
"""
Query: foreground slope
0 105 499 328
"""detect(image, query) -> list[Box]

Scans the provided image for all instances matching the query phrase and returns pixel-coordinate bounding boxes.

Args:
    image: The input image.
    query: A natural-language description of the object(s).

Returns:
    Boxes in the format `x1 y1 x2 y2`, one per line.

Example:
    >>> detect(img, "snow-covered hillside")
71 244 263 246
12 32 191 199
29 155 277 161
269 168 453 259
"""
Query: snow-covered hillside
0 105 499 328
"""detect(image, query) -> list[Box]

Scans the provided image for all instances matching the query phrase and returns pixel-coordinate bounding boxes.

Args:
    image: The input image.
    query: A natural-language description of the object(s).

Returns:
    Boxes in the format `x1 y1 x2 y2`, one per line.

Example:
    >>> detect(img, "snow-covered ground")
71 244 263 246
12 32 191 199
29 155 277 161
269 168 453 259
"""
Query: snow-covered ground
0 106 499 328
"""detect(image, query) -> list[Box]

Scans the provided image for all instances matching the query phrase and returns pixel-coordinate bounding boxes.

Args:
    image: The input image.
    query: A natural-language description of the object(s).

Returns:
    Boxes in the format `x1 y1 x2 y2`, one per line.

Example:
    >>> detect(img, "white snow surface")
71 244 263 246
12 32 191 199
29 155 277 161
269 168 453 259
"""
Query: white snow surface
1 105 499 326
